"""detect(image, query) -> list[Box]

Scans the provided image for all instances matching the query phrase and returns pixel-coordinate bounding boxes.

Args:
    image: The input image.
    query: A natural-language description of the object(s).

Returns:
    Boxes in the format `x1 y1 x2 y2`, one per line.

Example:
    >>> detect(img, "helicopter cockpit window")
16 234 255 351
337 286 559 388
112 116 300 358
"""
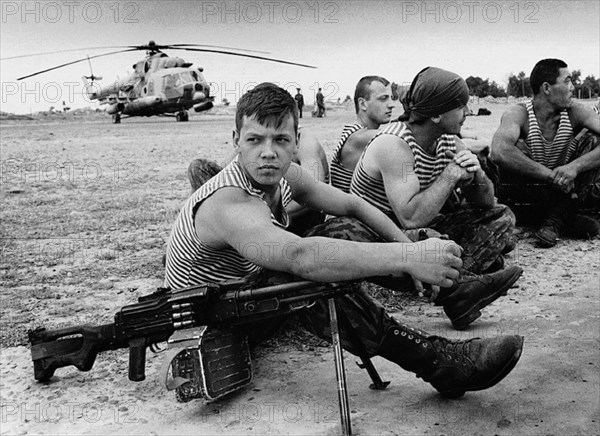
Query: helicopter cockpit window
164 72 195 91
164 74 180 90
178 71 195 85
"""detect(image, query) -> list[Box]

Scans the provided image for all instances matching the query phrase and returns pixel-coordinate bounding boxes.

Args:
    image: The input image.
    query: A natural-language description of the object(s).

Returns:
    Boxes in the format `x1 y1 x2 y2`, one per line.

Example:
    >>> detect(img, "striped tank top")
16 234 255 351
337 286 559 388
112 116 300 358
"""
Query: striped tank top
330 123 365 193
164 159 292 290
351 122 456 215
524 100 578 169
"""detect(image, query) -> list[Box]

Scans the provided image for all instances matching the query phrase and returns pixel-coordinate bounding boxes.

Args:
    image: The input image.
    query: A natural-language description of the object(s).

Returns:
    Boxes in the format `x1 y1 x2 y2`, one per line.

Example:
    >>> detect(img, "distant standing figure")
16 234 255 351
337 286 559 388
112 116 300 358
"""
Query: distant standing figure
294 88 304 118
316 88 325 117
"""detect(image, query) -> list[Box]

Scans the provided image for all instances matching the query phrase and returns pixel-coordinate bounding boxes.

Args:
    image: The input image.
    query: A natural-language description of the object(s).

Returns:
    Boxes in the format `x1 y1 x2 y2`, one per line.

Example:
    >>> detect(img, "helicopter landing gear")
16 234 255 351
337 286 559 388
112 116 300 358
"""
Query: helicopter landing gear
112 113 121 124
176 111 189 122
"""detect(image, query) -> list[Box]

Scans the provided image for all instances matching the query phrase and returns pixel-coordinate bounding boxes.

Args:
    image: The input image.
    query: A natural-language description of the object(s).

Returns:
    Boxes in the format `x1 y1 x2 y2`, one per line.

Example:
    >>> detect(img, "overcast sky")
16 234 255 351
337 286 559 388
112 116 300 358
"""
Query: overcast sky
1 0 598 113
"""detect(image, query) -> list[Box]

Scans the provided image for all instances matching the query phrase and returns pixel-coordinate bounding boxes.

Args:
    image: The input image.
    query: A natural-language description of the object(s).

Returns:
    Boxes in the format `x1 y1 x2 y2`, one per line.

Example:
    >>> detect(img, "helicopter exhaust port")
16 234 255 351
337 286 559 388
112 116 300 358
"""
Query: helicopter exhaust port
193 101 214 113
106 103 124 115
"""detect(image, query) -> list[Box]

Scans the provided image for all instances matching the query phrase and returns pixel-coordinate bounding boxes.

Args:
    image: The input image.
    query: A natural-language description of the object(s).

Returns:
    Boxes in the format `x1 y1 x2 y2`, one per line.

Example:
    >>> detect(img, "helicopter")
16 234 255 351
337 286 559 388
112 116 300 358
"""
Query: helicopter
12 41 316 123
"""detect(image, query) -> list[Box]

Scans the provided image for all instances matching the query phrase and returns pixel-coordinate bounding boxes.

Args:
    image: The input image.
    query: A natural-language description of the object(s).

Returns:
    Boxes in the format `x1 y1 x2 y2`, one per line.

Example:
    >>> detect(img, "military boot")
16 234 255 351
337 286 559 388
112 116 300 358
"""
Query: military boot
564 214 600 240
535 199 576 247
435 266 523 330
377 324 524 398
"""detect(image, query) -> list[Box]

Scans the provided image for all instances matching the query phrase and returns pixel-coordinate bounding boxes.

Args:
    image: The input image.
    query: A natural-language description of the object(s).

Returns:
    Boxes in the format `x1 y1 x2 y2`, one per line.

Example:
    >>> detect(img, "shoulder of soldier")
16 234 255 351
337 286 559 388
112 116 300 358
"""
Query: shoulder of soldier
568 101 598 122
501 104 528 125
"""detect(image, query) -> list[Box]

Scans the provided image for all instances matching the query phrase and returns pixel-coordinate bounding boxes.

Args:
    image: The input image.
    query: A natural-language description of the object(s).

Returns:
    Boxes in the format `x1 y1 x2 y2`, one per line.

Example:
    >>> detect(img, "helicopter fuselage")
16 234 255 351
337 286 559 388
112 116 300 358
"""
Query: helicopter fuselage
86 55 214 119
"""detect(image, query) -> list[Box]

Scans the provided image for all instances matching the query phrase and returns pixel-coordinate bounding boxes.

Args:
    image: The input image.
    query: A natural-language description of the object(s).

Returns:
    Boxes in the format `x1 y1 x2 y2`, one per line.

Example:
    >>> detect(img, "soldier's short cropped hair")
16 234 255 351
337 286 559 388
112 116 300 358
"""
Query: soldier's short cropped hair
236 83 299 134
354 76 390 113
530 59 568 95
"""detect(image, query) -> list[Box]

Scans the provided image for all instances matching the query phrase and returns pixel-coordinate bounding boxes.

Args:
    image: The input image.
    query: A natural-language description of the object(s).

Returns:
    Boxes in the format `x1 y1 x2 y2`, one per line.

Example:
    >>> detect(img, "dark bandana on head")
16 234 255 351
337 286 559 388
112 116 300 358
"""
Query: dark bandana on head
399 67 469 122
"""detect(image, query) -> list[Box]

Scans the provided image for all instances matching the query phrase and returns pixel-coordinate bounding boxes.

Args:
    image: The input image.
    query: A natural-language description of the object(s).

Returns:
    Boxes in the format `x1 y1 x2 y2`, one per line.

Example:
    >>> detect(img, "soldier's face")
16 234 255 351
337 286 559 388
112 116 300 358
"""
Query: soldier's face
547 68 574 109
439 105 469 135
233 114 299 190
365 82 394 126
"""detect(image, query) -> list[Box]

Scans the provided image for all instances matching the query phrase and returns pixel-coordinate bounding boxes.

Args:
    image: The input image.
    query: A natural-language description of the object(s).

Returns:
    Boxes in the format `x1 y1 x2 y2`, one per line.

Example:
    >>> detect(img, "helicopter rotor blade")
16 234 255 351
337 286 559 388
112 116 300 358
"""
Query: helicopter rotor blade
1 46 134 61
1 43 268 61
165 44 270 54
12 41 315 81
175 47 316 69
16 48 140 81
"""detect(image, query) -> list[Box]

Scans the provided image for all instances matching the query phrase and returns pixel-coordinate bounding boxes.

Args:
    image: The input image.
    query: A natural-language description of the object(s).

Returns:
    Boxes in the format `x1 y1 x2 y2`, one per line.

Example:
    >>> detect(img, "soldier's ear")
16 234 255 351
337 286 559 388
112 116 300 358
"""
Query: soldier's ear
233 130 240 151
542 82 551 95
294 132 301 154
358 97 367 112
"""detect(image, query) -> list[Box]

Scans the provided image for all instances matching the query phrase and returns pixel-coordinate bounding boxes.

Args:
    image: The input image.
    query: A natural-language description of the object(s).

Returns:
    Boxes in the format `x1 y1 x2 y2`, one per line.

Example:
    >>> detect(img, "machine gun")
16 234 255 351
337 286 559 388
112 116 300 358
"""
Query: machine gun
28 279 389 436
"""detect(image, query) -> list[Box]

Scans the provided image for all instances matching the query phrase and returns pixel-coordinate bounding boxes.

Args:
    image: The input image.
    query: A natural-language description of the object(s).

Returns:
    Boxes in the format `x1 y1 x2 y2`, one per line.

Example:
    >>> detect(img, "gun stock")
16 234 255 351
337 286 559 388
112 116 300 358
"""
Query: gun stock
28 324 118 381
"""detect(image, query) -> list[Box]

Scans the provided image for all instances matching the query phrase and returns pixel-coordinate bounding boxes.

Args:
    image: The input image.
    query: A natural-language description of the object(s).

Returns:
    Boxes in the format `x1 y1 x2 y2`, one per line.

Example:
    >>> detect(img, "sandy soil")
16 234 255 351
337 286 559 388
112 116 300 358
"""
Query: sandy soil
1 102 599 435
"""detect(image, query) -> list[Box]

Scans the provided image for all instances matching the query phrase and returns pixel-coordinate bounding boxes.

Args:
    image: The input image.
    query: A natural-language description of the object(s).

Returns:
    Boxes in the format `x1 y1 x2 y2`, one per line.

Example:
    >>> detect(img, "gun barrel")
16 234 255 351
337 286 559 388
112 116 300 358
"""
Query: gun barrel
234 280 325 300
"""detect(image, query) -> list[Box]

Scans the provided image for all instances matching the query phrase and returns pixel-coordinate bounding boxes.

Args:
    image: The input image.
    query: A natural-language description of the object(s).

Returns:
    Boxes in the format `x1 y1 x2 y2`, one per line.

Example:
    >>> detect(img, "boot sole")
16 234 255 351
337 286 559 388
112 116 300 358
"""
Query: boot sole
438 336 524 398
534 231 558 248
451 268 524 330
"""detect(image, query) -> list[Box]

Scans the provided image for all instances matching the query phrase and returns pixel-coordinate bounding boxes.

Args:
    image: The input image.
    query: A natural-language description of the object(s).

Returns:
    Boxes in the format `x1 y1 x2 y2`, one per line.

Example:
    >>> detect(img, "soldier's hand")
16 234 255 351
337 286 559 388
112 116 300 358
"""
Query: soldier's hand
444 151 475 185
403 238 462 288
415 282 442 303
449 149 481 173
551 164 577 193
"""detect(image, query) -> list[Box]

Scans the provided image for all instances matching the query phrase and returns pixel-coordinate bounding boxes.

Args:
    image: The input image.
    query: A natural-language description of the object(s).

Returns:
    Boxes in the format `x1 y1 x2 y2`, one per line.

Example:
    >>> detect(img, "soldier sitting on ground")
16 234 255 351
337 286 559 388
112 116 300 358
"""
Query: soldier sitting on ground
349 67 523 328
330 75 395 193
490 58 600 247
164 83 524 399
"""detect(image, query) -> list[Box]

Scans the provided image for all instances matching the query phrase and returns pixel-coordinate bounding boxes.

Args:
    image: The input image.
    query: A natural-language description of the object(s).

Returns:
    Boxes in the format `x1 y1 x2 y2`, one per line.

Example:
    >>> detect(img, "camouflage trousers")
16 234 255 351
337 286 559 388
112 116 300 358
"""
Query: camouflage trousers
495 132 600 225
428 205 516 275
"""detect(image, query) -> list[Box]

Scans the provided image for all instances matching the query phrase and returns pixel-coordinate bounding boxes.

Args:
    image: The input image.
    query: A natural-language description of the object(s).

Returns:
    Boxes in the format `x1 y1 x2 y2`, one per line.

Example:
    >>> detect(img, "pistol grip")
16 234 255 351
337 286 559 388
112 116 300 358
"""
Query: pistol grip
128 338 147 381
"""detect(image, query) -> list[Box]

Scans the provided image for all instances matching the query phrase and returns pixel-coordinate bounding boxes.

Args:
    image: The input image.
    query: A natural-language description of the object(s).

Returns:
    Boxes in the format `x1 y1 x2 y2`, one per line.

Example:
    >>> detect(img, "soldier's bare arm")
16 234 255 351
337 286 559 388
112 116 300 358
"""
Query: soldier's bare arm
372 136 462 228
491 105 554 181
196 186 462 287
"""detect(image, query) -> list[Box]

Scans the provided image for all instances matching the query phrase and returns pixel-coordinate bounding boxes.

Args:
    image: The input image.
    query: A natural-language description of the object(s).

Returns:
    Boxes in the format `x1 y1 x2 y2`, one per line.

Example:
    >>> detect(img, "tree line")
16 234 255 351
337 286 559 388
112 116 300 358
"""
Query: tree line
466 70 600 99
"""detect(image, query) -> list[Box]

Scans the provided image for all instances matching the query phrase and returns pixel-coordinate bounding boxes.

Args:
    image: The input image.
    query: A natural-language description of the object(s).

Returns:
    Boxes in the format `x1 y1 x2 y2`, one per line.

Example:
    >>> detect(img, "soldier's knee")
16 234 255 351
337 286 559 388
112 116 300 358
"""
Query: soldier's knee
304 217 381 242
493 204 517 227
188 158 222 192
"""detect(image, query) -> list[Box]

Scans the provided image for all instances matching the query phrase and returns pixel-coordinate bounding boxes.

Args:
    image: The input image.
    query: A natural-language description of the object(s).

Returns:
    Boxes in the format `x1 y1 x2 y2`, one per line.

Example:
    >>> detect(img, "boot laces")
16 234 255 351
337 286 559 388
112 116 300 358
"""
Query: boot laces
430 336 477 369
455 271 483 283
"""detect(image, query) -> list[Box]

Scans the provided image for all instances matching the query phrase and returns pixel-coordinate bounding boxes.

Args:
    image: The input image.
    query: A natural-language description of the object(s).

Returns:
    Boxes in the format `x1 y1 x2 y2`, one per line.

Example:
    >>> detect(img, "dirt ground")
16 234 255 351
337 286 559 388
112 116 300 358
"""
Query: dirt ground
1 102 599 436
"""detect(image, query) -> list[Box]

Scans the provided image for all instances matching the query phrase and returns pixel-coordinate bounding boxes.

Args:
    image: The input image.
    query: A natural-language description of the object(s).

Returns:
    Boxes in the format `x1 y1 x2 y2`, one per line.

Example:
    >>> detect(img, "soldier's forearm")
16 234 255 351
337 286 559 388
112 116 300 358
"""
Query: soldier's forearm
497 147 553 181
399 176 458 228
569 146 600 174
463 172 495 208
